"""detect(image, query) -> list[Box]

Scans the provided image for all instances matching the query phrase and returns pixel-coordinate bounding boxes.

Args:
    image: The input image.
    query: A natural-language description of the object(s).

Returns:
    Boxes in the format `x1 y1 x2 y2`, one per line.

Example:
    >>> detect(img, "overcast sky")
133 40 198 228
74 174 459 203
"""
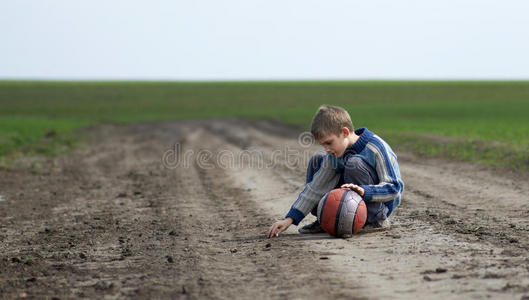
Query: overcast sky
1 0 528 80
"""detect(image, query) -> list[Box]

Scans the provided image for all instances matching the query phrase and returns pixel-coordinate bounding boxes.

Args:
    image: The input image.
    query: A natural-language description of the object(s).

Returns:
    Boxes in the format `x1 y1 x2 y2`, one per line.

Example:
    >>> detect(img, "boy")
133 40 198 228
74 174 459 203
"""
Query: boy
268 105 404 238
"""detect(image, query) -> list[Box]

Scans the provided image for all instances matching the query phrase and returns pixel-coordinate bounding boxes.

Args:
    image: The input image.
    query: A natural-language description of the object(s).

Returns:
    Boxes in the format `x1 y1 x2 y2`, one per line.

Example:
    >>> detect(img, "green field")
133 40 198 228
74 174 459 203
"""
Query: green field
1 81 528 170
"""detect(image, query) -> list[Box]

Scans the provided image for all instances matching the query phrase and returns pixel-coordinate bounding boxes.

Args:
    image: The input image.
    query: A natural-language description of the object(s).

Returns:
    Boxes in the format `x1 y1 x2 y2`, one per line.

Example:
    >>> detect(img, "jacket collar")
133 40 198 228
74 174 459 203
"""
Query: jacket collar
344 127 373 156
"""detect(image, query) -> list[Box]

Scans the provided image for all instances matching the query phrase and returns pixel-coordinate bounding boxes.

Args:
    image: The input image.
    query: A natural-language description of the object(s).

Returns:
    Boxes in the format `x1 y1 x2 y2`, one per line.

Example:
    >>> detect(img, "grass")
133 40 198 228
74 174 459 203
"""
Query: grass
1 80 528 170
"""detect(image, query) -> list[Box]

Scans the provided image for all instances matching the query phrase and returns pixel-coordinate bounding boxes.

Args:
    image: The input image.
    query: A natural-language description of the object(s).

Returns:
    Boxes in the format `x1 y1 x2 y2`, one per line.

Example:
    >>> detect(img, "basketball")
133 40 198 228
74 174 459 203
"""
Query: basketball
317 188 367 237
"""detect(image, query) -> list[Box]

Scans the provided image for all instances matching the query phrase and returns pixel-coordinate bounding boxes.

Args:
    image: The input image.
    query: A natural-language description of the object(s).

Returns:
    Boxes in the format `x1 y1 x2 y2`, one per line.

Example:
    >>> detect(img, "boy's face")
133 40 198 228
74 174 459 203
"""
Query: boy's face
316 129 349 158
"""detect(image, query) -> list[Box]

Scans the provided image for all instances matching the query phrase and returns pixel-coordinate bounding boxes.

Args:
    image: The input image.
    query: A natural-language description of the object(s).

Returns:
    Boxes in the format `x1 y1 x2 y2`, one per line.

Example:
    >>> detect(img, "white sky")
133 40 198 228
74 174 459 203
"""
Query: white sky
1 0 528 80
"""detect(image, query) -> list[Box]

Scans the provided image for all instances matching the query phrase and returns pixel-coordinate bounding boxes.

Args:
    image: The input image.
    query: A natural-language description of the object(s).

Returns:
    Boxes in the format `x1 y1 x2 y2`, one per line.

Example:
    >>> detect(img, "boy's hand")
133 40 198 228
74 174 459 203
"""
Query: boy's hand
267 218 293 238
341 184 365 197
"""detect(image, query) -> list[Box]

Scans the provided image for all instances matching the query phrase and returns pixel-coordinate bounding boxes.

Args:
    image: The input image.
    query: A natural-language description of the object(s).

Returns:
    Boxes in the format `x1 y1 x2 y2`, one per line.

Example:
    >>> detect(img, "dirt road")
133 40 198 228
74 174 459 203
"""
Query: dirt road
1 119 529 299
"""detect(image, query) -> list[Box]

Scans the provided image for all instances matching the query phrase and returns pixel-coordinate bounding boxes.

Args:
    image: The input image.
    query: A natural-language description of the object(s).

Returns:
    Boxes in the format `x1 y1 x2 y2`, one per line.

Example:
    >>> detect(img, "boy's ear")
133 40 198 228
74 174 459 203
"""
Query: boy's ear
341 127 350 137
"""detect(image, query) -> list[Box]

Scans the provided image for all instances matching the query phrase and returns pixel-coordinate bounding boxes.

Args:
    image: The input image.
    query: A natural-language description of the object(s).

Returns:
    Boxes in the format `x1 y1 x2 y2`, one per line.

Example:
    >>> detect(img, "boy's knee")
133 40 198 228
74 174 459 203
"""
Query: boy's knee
344 156 378 185
347 156 365 168
345 156 369 177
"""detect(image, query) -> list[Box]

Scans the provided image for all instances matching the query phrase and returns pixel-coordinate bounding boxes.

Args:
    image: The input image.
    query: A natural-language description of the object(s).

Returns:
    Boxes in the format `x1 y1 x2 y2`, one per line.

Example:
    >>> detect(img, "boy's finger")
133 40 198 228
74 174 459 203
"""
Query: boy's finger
268 225 277 238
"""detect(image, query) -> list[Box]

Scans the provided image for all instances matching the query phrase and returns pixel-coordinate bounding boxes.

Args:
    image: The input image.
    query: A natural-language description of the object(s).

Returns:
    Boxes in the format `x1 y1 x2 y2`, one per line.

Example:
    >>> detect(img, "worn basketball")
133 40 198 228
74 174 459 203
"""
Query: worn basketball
317 188 367 237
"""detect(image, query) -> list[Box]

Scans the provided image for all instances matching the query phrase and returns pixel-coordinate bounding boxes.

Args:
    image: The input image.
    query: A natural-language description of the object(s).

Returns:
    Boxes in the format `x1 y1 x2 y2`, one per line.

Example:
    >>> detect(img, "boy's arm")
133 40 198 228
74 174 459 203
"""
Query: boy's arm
360 143 404 203
285 154 341 225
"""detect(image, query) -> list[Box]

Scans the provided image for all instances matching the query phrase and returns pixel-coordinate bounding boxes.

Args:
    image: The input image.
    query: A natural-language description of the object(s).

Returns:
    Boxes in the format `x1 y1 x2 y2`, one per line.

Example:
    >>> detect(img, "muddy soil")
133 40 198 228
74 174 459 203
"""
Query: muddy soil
1 119 529 299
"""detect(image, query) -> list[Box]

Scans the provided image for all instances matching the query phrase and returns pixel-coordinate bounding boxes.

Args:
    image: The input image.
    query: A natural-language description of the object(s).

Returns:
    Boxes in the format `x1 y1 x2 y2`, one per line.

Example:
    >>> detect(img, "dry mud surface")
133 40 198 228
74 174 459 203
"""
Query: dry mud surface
1 119 529 300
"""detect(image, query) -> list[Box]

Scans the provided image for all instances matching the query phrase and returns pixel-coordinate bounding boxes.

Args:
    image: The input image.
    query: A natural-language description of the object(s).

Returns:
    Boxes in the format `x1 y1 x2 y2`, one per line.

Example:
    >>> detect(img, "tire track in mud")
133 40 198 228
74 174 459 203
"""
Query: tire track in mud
2 124 183 298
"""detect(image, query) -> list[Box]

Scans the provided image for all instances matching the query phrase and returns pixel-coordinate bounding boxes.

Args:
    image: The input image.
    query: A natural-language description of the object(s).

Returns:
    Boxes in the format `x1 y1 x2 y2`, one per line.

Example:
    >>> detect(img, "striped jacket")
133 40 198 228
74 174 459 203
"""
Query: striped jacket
285 128 404 225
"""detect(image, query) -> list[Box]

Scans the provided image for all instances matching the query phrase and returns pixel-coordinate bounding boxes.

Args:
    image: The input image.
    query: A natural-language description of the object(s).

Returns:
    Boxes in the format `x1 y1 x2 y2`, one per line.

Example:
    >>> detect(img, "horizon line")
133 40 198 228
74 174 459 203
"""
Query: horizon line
2 77 529 83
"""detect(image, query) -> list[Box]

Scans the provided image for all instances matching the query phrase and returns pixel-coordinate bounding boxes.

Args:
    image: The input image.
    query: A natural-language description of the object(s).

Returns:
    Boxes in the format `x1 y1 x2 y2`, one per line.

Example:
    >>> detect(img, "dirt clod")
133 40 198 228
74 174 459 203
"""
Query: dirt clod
11 257 21 263
93 281 114 291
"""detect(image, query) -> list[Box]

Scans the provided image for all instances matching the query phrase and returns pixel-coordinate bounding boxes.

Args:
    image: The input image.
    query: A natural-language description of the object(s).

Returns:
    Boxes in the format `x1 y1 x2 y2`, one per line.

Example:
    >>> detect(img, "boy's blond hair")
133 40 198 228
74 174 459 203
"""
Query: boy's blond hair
310 105 354 139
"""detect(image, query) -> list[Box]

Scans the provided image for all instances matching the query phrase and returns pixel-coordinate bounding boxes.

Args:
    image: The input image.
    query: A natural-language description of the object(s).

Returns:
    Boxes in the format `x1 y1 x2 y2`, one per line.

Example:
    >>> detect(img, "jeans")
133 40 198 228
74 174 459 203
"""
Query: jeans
306 152 388 225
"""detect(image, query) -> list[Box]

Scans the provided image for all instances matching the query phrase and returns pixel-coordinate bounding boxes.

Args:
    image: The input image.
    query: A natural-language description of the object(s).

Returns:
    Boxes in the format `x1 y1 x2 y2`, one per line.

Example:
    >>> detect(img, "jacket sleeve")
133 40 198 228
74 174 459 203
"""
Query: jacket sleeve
361 143 404 203
285 154 341 225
